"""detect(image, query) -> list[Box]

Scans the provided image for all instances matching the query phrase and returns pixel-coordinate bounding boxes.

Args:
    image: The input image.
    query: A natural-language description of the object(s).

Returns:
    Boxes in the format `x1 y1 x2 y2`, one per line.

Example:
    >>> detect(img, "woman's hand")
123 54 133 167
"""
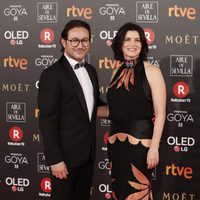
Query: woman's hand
146 148 159 169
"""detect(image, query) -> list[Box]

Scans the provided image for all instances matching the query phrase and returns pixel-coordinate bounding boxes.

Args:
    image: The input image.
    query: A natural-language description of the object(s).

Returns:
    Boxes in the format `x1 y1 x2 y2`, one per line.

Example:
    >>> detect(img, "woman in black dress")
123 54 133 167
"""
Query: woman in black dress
105 23 166 199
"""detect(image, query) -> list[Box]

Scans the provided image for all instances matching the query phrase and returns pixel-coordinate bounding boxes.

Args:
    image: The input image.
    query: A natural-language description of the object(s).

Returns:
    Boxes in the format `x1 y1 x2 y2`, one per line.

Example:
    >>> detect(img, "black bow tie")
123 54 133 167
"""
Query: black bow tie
74 62 85 69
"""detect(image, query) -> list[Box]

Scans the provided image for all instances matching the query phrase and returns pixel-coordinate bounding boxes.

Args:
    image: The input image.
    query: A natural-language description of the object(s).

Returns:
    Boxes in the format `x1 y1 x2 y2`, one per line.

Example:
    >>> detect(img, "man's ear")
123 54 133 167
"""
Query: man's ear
61 38 66 48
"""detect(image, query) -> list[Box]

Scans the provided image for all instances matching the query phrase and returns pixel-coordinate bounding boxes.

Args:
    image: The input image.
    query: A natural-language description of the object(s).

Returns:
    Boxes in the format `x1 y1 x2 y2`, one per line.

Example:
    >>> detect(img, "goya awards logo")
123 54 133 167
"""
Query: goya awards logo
37 2 58 23
170 55 193 77
39 178 51 197
6 102 26 123
4 5 28 21
99 3 125 21
35 55 57 68
5 177 30 192
5 153 28 169
136 1 159 23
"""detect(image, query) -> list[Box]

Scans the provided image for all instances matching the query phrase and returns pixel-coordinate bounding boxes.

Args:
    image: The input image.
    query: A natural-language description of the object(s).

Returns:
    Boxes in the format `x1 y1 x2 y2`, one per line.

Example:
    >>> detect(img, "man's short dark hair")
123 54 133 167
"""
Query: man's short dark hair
111 22 149 62
60 20 91 52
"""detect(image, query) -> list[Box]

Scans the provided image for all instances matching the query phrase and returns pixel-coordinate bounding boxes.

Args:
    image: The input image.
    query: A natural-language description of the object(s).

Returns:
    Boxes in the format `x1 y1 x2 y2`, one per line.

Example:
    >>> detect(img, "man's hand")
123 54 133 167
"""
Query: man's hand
50 161 68 179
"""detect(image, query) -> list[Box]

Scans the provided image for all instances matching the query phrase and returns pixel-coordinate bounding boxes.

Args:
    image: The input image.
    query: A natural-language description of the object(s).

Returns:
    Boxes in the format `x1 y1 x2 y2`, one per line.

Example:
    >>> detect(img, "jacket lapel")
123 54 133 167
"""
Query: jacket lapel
59 55 89 119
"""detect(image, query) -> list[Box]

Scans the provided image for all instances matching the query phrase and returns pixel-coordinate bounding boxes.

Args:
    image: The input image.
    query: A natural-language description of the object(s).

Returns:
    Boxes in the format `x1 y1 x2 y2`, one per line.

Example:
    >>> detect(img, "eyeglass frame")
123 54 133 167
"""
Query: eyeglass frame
66 38 90 47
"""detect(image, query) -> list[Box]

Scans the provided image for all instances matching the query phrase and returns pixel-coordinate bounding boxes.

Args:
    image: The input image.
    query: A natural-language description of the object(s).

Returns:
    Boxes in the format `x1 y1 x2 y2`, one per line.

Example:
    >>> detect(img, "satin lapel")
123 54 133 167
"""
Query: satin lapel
85 64 98 121
59 55 89 119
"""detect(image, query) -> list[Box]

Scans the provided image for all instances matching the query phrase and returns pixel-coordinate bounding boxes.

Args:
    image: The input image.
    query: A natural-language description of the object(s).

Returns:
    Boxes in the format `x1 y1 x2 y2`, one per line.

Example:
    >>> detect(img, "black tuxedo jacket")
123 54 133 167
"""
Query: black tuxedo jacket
38 55 104 167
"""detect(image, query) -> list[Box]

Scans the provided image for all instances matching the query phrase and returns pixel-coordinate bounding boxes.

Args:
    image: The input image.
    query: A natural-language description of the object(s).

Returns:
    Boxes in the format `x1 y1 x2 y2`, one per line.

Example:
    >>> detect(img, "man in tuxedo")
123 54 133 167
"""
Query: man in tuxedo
38 20 106 200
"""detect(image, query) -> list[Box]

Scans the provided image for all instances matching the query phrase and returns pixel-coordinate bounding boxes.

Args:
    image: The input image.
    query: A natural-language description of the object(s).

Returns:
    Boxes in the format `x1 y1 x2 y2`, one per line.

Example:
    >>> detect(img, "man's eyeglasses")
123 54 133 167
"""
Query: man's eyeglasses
67 38 90 47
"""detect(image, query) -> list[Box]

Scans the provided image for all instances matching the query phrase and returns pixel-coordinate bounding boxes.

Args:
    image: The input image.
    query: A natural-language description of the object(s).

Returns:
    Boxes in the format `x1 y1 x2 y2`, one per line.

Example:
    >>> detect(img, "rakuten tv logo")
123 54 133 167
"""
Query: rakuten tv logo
165 164 193 179
38 28 56 48
39 178 51 197
144 28 157 50
66 5 92 20
8 126 25 146
173 82 189 98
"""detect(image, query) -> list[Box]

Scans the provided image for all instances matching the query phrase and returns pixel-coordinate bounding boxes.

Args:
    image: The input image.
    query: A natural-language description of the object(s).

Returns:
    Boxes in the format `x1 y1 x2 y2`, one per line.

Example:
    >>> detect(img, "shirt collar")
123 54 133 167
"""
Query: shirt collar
64 53 85 70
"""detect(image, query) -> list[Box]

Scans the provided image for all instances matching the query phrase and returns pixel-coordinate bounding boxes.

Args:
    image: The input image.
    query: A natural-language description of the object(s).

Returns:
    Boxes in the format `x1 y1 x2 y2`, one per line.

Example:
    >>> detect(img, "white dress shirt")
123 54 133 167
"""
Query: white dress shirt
64 53 94 121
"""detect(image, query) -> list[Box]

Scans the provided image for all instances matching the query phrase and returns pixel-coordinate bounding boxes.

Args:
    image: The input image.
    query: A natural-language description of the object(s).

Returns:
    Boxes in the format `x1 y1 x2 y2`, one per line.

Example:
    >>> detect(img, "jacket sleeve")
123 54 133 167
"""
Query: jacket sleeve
37 68 63 166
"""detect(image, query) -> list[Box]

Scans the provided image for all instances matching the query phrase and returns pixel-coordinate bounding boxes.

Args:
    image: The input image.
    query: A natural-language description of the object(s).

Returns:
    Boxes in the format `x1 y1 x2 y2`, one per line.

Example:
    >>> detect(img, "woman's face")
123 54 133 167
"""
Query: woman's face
122 30 142 60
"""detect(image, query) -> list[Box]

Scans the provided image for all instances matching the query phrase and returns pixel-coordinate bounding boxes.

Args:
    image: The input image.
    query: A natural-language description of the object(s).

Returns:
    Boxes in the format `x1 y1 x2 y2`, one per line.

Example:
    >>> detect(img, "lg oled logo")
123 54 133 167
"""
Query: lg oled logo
4 5 27 21
99 30 118 46
5 177 30 192
66 5 92 20
167 136 195 152
4 30 29 45
168 5 196 20
38 28 56 48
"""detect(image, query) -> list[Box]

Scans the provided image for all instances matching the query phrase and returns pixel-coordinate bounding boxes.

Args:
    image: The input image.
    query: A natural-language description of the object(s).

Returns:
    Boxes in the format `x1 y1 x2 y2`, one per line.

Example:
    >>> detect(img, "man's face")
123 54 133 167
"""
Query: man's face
62 27 90 62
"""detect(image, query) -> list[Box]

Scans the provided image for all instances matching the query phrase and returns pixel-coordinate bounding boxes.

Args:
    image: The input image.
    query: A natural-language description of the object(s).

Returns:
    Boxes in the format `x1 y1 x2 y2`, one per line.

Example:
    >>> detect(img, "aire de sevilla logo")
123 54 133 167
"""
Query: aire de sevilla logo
40 28 54 44
173 82 189 98
9 127 23 142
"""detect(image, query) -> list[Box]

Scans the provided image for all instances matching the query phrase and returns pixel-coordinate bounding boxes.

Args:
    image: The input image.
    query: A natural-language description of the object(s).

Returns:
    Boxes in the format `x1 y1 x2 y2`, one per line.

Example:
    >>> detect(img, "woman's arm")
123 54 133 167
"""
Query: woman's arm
145 62 166 169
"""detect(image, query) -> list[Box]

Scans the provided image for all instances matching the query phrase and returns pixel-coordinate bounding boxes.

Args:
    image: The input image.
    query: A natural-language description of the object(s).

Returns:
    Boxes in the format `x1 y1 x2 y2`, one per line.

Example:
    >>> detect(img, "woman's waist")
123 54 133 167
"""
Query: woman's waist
109 119 153 139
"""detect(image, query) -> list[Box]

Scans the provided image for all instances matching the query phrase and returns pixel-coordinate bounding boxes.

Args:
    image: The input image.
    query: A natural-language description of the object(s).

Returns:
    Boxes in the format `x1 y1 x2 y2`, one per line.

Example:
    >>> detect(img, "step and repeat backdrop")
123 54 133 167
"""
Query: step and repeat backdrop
0 0 200 199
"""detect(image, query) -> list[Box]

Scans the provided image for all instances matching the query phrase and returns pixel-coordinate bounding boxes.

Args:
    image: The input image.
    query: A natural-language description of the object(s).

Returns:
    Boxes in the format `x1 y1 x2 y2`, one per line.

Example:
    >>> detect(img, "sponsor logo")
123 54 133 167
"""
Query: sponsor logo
4 30 29 45
6 102 26 123
167 136 195 152
101 118 111 126
99 184 112 199
170 55 193 77
5 153 28 169
99 3 125 21
99 57 122 69
99 30 118 46
147 56 160 67
144 28 157 50
33 134 41 142
2 83 29 92
8 126 25 146
35 55 58 68
101 131 109 151
99 86 109 94
66 5 92 20
4 5 27 21
168 5 196 20
37 153 50 173
38 28 56 48
37 2 58 23
39 178 51 197
2 56 28 70
136 1 159 23
5 177 30 192
165 34 200 45
98 158 111 175
171 82 191 103
165 164 193 179
163 192 195 200
167 110 194 127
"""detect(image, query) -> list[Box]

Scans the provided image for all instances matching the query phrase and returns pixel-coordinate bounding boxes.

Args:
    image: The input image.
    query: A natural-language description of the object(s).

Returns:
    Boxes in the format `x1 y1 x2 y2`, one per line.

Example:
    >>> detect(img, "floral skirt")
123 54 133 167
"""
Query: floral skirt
107 120 154 200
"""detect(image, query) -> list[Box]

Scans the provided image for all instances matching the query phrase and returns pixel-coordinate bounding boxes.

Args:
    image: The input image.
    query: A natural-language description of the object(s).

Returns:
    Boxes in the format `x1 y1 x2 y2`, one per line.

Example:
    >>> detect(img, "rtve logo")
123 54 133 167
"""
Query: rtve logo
66 5 92 20
173 81 189 98
165 164 193 179
40 28 54 44
168 5 196 20
3 56 28 70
